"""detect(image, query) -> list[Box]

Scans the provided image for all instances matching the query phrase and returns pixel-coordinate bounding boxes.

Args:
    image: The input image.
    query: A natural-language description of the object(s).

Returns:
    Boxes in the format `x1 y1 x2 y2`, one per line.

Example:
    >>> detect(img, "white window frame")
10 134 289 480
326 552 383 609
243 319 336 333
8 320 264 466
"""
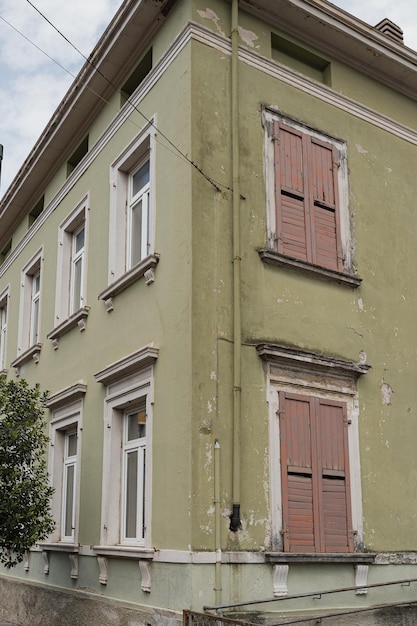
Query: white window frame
54 197 88 325
108 120 156 286
95 346 158 550
0 288 9 371
262 108 352 271
47 391 84 544
61 429 78 542
17 249 43 354
127 157 151 269
266 360 364 552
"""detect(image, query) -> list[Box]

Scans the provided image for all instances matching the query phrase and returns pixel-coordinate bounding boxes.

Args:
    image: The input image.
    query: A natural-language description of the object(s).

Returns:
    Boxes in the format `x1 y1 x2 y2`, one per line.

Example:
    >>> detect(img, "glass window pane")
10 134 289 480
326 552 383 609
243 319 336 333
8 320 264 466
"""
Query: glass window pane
127 410 147 441
72 257 82 310
75 227 85 253
31 298 39 344
65 464 75 537
130 199 143 267
132 161 149 197
67 432 78 457
125 450 138 538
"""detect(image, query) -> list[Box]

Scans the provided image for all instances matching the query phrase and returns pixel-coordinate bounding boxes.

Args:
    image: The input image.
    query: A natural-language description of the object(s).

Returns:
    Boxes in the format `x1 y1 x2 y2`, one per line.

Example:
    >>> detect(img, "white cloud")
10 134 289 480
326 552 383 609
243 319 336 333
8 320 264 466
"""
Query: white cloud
0 0 124 194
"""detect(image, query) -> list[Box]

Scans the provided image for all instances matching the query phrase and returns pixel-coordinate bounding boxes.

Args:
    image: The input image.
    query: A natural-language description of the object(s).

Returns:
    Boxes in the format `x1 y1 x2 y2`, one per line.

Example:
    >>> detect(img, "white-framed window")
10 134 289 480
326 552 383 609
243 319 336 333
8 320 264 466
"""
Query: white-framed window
46 385 85 544
122 403 147 544
17 250 43 355
262 109 356 285
106 121 156 293
54 198 88 325
258 343 368 554
0 288 9 371
127 158 150 269
94 345 158 550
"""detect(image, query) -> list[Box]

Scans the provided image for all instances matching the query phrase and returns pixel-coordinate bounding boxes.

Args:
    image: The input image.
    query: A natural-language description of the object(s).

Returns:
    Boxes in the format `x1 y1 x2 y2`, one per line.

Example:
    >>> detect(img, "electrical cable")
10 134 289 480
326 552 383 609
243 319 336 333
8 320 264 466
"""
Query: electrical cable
11 0 233 194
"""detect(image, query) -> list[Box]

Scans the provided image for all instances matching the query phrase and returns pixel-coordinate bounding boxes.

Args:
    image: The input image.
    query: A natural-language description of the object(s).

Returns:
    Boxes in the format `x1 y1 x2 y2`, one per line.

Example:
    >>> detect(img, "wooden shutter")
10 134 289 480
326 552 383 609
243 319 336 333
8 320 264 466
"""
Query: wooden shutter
317 399 353 553
274 121 343 271
279 392 317 552
274 122 310 263
279 393 353 553
309 139 342 271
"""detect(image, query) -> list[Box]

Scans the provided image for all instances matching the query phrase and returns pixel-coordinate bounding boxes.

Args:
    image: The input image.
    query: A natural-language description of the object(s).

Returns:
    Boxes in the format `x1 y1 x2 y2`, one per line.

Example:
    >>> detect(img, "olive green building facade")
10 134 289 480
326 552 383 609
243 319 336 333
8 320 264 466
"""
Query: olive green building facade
1 0 417 624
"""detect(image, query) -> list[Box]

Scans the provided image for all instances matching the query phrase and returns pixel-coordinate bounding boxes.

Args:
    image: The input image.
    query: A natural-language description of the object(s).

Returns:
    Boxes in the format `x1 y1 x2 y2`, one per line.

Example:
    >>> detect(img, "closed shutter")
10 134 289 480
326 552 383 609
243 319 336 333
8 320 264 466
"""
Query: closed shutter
318 399 353 552
274 122 310 262
279 392 352 553
279 392 316 552
274 122 343 271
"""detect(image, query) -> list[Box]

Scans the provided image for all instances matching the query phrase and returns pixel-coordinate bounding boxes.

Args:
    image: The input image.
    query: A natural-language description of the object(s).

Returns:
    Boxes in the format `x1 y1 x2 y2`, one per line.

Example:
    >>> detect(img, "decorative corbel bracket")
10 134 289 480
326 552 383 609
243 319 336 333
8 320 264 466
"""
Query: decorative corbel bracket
69 554 79 580
355 564 369 594
97 556 108 585
139 559 151 592
273 564 289 597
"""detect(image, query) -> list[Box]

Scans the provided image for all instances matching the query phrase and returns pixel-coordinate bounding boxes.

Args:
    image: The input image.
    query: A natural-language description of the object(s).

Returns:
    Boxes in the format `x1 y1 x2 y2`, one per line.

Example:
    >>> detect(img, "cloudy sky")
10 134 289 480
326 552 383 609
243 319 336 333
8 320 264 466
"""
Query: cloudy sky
0 0 416 196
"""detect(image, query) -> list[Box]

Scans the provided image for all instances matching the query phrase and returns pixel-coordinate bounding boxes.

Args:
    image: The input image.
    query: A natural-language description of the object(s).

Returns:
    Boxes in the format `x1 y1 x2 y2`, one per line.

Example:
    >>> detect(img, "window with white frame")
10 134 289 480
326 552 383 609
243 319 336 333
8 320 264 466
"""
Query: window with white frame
46 386 85 544
258 343 369 555
261 109 359 287
100 121 158 301
17 250 42 356
94 345 158 551
48 199 88 342
0 289 8 371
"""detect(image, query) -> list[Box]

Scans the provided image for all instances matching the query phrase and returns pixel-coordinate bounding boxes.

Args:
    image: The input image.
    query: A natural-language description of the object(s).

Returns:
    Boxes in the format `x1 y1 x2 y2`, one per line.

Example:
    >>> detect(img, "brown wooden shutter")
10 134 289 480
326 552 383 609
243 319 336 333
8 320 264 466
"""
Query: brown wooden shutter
274 123 310 262
279 393 353 554
308 139 343 272
274 121 343 271
317 398 353 552
279 392 316 552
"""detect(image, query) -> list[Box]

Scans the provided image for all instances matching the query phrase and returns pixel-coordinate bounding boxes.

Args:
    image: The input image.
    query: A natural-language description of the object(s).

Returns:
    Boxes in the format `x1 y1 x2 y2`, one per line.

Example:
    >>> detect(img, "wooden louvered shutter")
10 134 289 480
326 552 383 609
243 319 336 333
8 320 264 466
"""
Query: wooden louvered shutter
317 398 353 553
274 121 343 271
274 122 311 263
279 392 317 552
309 139 343 272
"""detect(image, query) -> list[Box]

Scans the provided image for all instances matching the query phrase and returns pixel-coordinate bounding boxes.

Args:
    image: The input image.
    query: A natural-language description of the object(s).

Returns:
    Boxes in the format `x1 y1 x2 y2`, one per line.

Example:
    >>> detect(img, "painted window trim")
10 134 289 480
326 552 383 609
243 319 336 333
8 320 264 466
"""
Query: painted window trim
263 108 360 284
259 343 369 555
106 119 157 293
95 345 158 551
0 287 9 372
51 197 89 337
46 384 86 545
15 248 43 359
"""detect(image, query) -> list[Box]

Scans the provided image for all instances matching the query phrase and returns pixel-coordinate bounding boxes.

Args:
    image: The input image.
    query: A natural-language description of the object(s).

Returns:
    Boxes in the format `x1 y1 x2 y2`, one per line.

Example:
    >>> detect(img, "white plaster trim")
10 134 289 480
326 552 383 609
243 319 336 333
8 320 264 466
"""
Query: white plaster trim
94 344 159 385
139 560 151 592
46 382 87 411
355 564 369 595
23 551 30 572
273 564 289 597
42 551 50 575
97 556 108 585
69 553 79 579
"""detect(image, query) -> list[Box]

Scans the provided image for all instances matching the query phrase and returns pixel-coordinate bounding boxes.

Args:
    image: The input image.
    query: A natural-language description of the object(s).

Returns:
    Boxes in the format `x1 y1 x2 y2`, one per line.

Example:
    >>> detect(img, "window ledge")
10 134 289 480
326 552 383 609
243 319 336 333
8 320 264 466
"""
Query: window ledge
38 542 79 553
99 253 160 303
258 249 362 288
93 545 154 560
47 306 90 342
11 343 42 369
266 552 376 564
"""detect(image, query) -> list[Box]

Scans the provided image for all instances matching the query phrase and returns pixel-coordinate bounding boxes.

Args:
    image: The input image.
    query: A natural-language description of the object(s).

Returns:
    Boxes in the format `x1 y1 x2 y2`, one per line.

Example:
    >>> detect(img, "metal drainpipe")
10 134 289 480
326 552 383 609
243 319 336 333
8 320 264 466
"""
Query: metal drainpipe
230 0 242 533
214 441 222 605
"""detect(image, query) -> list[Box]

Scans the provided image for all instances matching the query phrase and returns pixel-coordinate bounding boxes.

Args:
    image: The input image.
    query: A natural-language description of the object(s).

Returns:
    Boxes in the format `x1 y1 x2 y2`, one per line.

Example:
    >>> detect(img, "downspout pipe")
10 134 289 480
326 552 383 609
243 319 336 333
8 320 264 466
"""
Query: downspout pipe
230 0 242 533
214 441 222 605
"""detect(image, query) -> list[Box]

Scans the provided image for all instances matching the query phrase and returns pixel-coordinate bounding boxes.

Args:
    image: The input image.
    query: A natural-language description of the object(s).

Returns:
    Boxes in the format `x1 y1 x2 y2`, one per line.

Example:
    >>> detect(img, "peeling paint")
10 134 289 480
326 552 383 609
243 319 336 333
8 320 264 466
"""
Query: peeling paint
355 144 368 155
357 297 365 311
386 165 392 173
238 25 259 48
381 382 393 405
197 9 225 37
210 371 217 380
207 400 213 413
359 350 367 364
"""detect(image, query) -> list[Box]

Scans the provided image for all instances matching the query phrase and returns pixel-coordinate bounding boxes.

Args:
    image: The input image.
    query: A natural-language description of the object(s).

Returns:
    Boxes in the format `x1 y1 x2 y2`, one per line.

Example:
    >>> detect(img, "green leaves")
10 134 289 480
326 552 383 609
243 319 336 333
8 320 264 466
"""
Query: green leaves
0 378 54 568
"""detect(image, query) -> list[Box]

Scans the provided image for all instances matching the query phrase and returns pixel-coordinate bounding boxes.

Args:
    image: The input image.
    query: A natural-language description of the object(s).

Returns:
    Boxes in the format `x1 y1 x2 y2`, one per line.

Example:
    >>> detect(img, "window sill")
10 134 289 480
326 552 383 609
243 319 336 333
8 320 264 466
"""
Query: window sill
93 545 154 560
47 307 90 343
38 542 79 553
258 249 362 288
11 343 42 369
99 253 160 304
266 552 376 564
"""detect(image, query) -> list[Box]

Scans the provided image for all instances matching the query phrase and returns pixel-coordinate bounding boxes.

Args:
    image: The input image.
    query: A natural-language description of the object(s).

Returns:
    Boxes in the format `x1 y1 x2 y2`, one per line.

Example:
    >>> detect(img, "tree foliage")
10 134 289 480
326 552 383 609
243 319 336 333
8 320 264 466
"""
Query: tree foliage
0 378 54 568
